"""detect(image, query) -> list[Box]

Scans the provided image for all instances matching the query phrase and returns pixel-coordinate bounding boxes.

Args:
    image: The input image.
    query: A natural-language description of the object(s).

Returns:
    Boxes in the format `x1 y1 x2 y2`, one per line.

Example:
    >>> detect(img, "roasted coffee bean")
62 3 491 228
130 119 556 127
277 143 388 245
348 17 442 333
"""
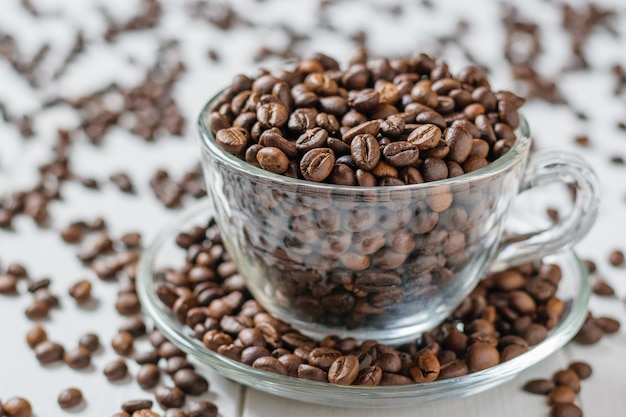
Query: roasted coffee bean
158 341 185 359
300 148 335 182
25 300 49 320
438 359 468 380
383 141 419 167
308 347 343 371
574 320 604 345
186 400 218 417
594 316 620 334
35 340 64 364
2 397 32 417
568 362 592 380
137 363 160 389
328 355 360 385
410 353 440 382
58 388 83 409
215 127 249 155
154 386 185 409
350 134 380 171
116 293 141 316
592 280 615 296
26 325 47 349
523 378 555 395
110 173 134 193
256 147 290 174
608 249 624 266
64 346 91 369
104 358 129 381
111 331 134 356
132 410 160 417
0 274 18 295
553 369 581 393
548 385 576 405
79 333 100 352
173 369 209 395
68 279 92 303
121 399 153 414
467 343 499 372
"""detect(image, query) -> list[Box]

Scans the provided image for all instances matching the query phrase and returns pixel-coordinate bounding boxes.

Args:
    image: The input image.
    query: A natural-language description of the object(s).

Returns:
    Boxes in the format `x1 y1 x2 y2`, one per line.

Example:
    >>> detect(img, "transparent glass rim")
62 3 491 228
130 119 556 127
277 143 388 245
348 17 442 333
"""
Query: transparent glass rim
197 91 531 193
136 199 590 407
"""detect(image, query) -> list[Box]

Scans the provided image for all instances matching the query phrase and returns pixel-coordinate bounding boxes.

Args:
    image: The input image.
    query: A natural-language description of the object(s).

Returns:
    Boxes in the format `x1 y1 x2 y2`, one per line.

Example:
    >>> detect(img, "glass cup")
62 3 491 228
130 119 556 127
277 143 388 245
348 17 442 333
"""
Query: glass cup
198 101 599 344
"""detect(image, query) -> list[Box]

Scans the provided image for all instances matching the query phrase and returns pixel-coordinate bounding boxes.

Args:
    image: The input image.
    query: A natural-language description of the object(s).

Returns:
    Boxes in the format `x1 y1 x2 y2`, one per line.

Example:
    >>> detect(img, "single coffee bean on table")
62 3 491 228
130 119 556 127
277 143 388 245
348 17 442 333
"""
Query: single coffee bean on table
57 388 83 409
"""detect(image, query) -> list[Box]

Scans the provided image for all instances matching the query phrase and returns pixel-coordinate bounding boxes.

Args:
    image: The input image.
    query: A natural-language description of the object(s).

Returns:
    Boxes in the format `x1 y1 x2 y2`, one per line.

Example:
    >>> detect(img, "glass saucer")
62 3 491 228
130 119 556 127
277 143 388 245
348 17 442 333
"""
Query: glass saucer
136 200 590 408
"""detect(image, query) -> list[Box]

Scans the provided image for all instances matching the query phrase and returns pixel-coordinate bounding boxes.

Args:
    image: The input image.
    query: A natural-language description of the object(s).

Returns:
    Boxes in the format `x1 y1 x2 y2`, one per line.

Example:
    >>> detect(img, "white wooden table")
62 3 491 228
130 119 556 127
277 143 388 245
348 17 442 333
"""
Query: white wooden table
1 0 625 416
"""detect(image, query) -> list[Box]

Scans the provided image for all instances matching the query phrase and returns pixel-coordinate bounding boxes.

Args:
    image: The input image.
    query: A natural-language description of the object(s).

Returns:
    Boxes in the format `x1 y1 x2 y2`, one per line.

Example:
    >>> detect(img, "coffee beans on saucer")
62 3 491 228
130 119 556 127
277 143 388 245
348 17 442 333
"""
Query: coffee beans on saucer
155 220 570 387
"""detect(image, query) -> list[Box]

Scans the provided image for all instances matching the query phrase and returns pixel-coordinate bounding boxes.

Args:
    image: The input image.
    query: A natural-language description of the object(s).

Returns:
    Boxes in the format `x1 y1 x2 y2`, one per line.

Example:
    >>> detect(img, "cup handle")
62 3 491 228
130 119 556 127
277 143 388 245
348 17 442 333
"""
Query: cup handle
488 151 600 272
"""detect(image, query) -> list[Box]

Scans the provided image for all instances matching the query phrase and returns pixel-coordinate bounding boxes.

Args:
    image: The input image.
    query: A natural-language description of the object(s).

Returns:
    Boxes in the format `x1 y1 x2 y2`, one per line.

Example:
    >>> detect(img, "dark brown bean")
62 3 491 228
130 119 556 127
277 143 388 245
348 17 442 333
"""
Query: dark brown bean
137 363 160 389
568 362 592 380
111 331 134 356
154 386 186 409
35 340 64 364
104 359 129 381
523 378 555 395
68 279 92 303
58 388 83 409
173 369 209 395
64 346 91 369
26 324 47 349
121 399 153 414
186 400 218 417
327 355 360 385
300 148 335 182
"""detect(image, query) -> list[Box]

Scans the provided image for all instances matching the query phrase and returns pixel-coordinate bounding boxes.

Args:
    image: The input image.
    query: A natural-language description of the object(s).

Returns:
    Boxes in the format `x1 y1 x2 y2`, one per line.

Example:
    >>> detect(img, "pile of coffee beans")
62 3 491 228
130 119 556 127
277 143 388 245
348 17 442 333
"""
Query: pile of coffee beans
156 220 569 386
209 50 524 184
523 361 592 417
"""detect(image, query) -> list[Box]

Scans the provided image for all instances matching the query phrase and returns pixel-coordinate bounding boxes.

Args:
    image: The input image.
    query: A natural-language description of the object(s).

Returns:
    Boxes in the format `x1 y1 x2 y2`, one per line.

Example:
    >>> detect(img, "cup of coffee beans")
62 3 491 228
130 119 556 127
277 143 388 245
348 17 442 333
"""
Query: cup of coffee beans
197 51 599 343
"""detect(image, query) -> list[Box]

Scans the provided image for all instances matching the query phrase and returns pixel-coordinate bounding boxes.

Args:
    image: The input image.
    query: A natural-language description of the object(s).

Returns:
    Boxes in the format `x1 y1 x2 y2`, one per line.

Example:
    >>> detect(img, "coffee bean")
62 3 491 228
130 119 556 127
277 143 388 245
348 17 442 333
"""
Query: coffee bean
111 331 134 356
121 399 153 414
154 386 185 409
110 173 134 193
137 363 160 389
574 319 604 345
64 346 91 369
553 369 581 393
445 125 472 163
116 293 141 315
592 280 615 296
119 317 147 338
410 353 440 382
25 299 49 320
2 397 32 417
35 340 64 364
58 388 83 409
79 333 100 352
26 325 47 349
186 400 218 417
0 274 18 295
608 249 624 266
467 343 499 372
68 279 92 303
594 316 620 334
523 378 555 395
252 356 289 375
215 127 249 155
550 403 582 417
382 141 419 167
328 355 360 385
297 364 327 382
350 134 381 171
300 148 335 182
568 362 592 380
60 223 84 243
548 385 576 404
173 369 209 395
104 358 129 381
